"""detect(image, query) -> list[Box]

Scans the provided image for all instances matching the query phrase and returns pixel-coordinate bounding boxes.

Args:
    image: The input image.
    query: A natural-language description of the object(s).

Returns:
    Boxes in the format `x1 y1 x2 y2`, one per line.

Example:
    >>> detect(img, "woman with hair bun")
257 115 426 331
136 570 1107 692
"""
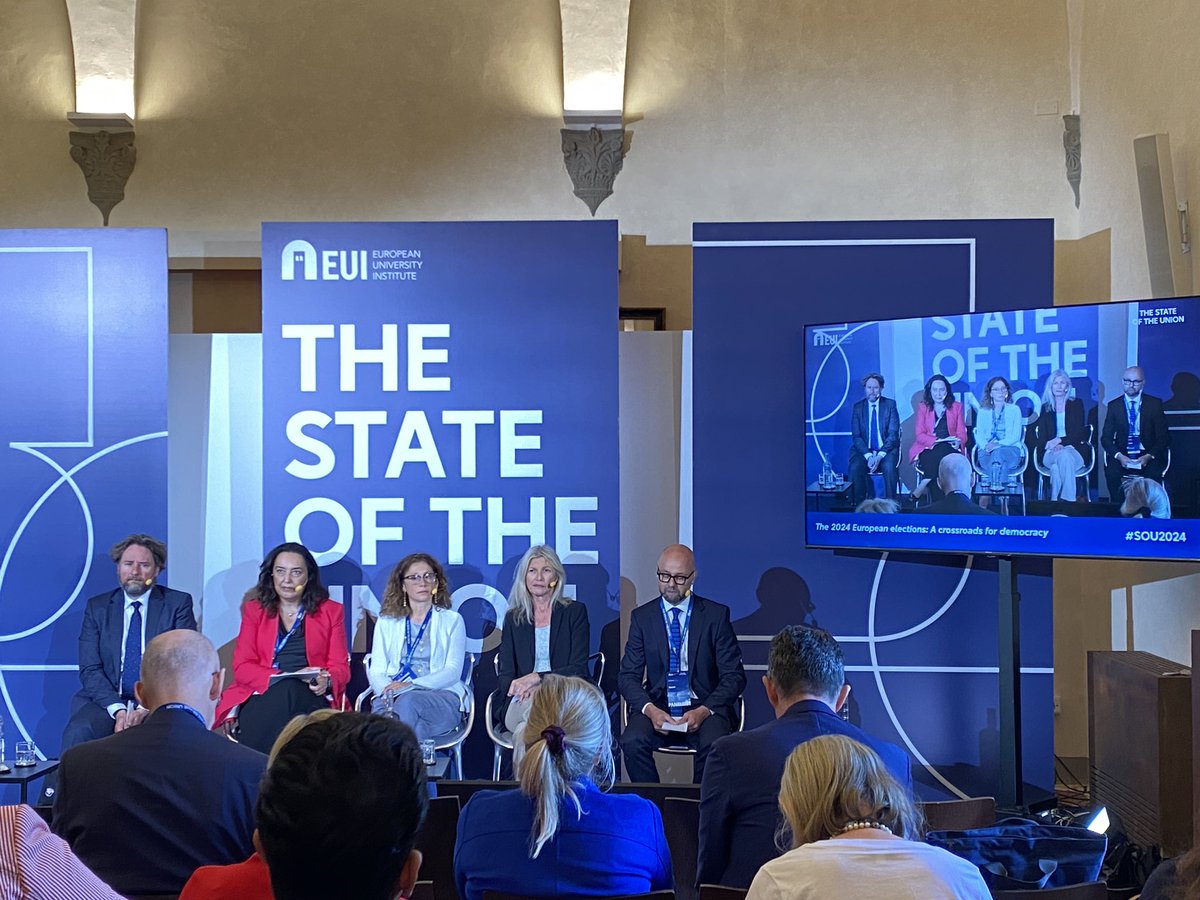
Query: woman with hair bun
454 674 671 900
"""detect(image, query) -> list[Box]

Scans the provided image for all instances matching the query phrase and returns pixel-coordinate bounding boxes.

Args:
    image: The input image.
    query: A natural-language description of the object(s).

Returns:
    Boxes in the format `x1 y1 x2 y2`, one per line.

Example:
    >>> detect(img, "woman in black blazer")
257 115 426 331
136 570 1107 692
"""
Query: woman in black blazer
1034 369 1089 501
494 545 590 740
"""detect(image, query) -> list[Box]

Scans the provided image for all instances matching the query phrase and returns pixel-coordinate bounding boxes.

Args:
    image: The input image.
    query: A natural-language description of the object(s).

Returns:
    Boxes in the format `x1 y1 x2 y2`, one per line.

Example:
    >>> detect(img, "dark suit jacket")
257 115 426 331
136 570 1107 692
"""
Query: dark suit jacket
494 600 590 724
52 706 267 896
77 585 196 710
697 699 912 888
618 595 746 724
850 396 901 456
1100 392 1169 470
1034 398 1090 457
915 491 999 515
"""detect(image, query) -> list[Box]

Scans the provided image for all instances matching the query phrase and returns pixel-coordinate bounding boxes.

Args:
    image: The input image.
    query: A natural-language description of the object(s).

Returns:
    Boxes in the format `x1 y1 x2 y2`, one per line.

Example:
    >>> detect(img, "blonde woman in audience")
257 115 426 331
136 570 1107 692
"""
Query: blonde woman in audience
746 735 989 900
455 675 671 900
180 708 339 900
1119 476 1171 519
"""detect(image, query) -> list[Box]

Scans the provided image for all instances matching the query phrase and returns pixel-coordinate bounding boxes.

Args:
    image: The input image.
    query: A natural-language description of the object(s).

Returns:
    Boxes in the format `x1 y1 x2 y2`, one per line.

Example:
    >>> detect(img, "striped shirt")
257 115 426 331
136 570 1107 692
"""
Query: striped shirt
0 805 120 900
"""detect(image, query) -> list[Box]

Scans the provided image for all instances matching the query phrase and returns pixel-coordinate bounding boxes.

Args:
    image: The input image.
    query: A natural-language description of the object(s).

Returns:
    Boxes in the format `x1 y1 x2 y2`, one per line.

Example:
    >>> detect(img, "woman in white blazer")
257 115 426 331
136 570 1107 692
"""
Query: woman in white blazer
368 552 467 740
973 376 1024 482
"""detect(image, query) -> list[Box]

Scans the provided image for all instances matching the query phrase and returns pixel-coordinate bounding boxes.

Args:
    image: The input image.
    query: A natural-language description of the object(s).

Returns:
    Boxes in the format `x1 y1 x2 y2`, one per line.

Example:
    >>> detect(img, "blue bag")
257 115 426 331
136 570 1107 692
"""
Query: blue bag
926 816 1107 890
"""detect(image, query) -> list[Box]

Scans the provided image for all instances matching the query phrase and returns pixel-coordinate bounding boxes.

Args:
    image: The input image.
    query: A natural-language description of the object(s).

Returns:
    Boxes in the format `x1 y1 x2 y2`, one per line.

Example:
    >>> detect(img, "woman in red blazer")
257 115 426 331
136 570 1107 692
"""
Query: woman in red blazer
909 374 967 502
214 542 349 753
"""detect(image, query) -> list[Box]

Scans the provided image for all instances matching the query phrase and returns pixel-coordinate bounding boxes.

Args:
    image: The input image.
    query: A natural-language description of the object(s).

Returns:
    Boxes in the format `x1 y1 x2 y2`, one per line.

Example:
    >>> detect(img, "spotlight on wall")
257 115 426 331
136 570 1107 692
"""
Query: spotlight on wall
559 0 630 215
65 0 138 225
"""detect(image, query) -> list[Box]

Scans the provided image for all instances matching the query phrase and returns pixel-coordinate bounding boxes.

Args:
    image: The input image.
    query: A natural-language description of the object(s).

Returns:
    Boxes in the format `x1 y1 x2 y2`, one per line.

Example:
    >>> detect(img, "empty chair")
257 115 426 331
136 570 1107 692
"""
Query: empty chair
414 796 461 900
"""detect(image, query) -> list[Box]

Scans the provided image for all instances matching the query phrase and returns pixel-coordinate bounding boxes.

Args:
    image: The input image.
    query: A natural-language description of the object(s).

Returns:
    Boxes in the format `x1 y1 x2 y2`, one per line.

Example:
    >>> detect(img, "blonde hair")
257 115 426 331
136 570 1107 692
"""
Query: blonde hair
776 735 922 849
1120 477 1168 517
507 545 569 625
267 708 340 766
518 674 614 858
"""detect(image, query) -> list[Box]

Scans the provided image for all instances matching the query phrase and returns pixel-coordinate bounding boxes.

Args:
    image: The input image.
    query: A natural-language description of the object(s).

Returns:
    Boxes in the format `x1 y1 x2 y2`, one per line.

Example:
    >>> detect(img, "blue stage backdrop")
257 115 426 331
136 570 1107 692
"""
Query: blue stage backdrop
261 221 619 776
0 229 168 787
693 220 1056 801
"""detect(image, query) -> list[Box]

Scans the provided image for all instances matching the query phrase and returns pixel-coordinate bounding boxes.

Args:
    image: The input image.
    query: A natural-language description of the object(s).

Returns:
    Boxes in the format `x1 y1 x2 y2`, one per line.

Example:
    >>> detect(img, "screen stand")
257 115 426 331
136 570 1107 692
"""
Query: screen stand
997 556 1025 813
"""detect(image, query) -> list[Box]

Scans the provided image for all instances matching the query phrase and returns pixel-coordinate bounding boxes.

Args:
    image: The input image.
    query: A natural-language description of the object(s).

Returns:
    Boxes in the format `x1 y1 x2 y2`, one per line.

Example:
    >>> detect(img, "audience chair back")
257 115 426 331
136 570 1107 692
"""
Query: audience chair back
662 796 700 900
485 650 607 780
411 881 435 900
414 795 461 900
919 796 996 832
698 887 747 900
989 882 1106 900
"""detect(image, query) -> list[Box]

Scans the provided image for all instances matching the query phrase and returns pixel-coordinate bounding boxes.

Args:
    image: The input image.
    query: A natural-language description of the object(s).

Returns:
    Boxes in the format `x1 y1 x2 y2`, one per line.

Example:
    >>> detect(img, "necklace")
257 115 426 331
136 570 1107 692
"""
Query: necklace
835 819 893 835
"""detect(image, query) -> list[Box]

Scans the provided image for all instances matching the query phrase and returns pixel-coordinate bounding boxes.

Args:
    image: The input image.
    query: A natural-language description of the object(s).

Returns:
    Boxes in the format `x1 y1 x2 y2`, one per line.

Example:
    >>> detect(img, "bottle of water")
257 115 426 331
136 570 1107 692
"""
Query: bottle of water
0 710 5 763
821 459 833 488
991 460 1002 491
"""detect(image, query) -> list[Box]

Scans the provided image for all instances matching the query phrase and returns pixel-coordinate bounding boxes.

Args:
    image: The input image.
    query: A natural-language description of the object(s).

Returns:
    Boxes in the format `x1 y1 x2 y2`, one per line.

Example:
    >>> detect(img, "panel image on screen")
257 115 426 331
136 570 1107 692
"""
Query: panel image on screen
805 296 1200 560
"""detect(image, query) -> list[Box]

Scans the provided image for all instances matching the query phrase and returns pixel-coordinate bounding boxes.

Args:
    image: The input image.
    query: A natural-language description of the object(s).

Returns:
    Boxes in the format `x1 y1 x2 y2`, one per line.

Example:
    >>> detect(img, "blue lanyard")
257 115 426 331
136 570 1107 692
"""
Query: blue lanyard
661 600 692 657
159 702 206 727
393 609 433 680
272 606 306 668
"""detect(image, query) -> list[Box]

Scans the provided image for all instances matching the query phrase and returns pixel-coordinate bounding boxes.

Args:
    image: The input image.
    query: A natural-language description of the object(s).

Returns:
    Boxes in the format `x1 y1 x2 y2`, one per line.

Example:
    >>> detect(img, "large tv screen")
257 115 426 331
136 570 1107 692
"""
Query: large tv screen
804 296 1200 560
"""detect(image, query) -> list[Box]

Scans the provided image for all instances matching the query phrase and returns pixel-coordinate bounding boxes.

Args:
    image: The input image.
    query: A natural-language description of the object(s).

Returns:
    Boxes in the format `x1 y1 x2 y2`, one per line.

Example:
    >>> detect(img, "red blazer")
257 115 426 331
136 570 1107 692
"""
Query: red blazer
180 852 273 900
909 402 968 462
214 598 350 727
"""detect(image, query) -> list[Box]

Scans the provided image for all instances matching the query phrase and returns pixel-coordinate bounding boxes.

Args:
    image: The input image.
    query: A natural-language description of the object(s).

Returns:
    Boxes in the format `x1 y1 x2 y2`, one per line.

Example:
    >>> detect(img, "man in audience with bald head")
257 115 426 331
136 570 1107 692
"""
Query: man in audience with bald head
53 630 267 897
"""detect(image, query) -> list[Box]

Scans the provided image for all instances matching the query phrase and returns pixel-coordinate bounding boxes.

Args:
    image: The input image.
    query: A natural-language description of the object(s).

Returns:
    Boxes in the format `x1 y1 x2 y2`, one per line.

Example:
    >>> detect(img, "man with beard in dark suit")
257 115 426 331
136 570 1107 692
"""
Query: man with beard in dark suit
618 544 746 784
43 534 195 804
698 625 912 888
848 372 901 504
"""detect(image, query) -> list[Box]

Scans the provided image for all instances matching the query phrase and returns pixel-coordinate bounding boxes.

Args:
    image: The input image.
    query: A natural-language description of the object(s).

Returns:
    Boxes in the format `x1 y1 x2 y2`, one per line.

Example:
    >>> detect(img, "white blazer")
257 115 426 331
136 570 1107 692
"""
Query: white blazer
368 606 468 708
973 402 1023 447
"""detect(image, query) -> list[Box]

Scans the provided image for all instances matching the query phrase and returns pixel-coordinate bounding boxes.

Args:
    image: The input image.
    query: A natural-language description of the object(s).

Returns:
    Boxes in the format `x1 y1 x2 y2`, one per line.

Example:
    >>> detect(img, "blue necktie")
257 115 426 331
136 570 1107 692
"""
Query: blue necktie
120 601 142 700
668 607 683 716
868 404 879 451
1127 400 1139 453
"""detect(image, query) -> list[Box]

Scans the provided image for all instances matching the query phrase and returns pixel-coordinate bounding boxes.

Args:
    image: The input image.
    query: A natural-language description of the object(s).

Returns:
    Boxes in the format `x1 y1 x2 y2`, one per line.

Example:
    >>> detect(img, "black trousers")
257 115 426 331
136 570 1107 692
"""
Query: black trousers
237 678 326 754
620 705 731 784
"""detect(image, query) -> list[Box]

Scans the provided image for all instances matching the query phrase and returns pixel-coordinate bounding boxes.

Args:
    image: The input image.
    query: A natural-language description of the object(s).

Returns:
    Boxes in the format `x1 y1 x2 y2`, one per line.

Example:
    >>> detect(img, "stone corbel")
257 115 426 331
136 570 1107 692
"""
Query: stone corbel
561 126 625 216
69 128 136 226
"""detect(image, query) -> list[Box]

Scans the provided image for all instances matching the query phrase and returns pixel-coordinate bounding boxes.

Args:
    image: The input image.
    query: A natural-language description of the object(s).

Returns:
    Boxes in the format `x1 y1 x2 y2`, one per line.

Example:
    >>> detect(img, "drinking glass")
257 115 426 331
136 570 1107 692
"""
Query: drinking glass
14 741 35 767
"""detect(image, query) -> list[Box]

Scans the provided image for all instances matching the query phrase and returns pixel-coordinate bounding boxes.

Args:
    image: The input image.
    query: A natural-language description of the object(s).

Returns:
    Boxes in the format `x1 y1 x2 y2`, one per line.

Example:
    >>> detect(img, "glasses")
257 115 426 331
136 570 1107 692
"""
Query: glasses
1122 379 1143 385
273 567 305 579
403 572 439 583
657 571 694 585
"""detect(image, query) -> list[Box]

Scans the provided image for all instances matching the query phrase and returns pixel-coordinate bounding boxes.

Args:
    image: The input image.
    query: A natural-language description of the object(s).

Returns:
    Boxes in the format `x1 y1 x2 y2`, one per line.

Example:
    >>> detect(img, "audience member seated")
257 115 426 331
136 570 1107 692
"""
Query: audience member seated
179 708 340 900
1120 476 1171 519
493 545 590 757
53 630 268 897
0 804 121 899
1139 843 1200 900
854 498 899 514
254 712 428 900
214 542 350 753
915 453 998 516
367 552 468 741
698 625 911 888
455 674 672 900
746 735 989 900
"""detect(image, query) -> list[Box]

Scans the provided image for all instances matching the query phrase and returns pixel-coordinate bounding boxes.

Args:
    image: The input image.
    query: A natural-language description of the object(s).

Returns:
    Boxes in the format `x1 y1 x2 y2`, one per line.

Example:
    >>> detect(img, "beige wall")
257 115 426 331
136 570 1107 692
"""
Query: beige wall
1077 0 1200 300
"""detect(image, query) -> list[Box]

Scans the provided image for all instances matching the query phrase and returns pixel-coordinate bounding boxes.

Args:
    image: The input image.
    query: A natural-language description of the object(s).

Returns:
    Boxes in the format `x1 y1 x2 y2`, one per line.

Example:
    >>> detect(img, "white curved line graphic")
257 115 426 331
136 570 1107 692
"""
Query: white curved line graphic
834 560 973 644
866 552 973 799
806 321 878 425
0 431 167 642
